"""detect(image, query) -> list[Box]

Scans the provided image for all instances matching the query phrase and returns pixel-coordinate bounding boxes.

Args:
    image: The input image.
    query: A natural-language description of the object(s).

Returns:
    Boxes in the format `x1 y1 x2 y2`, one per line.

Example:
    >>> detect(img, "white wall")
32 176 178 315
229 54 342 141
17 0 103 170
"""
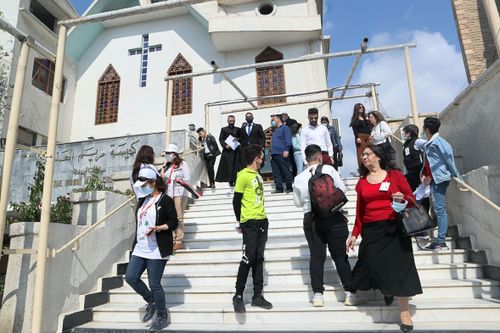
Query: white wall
70 14 329 143
221 0 309 17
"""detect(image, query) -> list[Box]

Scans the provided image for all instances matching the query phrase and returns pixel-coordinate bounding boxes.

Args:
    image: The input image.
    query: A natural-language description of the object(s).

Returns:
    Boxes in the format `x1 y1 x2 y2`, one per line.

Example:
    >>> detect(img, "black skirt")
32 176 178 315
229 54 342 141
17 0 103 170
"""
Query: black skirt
351 219 423 297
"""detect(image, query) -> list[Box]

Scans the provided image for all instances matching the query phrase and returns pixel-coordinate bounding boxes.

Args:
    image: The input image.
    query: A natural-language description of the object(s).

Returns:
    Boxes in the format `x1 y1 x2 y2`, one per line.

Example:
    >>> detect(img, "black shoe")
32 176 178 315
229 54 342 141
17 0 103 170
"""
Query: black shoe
400 323 414 332
229 182 235 187
251 294 273 310
232 294 246 313
424 242 448 250
271 190 283 194
384 295 394 306
143 302 156 322
285 188 293 193
149 312 168 331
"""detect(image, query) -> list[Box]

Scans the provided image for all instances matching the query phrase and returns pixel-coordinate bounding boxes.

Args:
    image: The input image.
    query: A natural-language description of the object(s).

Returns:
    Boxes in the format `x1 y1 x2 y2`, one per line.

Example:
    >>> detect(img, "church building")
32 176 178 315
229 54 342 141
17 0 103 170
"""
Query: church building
1 0 330 147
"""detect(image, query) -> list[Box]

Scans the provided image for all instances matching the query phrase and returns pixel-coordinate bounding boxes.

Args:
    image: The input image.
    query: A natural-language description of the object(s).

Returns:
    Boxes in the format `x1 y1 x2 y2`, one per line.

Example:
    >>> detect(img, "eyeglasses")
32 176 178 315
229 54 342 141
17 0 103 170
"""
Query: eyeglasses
361 152 374 158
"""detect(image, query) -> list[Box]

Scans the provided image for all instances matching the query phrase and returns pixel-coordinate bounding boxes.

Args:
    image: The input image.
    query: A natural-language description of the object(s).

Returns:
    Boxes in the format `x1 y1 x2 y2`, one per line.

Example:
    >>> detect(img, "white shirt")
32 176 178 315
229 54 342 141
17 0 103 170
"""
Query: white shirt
292 164 346 214
300 124 333 164
163 160 191 198
370 121 392 145
132 194 169 260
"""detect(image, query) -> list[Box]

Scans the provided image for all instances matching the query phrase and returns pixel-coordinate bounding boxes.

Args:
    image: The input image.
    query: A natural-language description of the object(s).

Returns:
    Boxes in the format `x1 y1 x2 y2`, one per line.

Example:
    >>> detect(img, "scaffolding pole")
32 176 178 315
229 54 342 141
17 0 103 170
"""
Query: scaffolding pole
403 46 419 125
339 38 368 99
220 92 371 115
0 17 56 61
31 24 67 333
58 0 212 26
211 61 257 110
166 43 417 81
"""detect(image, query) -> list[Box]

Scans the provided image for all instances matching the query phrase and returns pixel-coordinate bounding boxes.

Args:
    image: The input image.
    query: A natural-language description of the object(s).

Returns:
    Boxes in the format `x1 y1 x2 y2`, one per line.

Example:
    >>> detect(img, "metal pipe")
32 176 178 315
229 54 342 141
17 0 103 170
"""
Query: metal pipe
165 43 416 81
0 41 30 258
31 24 67 333
51 197 135 256
165 79 173 147
220 92 370 115
0 17 56 61
59 0 211 26
370 84 379 112
453 177 500 213
207 83 381 107
482 0 500 56
210 61 257 109
403 46 419 126
204 103 209 133
340 38 368 99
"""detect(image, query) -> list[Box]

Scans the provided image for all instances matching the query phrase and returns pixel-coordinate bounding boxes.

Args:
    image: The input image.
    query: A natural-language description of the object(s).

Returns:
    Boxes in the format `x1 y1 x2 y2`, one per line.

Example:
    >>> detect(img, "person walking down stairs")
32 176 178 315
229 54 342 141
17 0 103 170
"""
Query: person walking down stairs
293 144 365 308
127 165 179 331
232 144 273 313
346 144 422 333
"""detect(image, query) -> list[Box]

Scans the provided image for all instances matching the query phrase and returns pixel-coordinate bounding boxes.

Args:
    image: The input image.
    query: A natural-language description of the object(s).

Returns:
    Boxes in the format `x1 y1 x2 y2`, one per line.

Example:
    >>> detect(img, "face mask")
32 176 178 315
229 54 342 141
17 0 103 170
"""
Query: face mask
321 122 328 126
133 183 153 198
246 117 253 124
166 154 174 163
404 133 411 140
420 131 427 139
142 185 154 197
391 199 408 213
228 123 235 128
271 120 276 127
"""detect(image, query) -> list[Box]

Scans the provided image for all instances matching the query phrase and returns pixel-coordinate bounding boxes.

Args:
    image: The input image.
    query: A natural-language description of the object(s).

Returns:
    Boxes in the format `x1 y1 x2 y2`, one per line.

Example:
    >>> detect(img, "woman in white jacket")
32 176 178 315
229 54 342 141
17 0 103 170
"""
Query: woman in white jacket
367 111 395 164
161 144 191 251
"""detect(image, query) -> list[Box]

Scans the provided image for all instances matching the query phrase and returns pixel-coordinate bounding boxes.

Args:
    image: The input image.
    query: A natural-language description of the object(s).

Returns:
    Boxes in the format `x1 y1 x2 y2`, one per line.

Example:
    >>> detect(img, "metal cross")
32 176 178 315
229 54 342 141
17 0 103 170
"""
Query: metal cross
128 34 162 87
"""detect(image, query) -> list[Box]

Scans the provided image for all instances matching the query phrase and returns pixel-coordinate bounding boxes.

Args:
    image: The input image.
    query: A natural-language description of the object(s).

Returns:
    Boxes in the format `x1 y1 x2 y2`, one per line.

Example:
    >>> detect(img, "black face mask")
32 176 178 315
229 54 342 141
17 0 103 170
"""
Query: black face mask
246 117 253 124
228 123 235 128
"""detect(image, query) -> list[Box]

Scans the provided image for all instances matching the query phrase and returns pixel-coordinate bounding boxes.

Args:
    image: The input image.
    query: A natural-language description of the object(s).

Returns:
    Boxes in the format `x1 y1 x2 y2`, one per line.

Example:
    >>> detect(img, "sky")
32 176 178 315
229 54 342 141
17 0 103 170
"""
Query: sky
70 0 468 176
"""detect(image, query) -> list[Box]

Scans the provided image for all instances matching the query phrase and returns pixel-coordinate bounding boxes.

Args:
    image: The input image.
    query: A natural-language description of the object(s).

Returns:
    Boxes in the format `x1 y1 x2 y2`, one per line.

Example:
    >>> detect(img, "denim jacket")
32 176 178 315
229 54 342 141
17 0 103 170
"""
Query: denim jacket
416 134 462 184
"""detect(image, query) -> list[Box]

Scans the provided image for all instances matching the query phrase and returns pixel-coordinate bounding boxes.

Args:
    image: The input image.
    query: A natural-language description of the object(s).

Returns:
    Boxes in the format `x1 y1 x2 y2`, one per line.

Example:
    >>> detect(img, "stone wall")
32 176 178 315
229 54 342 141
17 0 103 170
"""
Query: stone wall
451 0 499 82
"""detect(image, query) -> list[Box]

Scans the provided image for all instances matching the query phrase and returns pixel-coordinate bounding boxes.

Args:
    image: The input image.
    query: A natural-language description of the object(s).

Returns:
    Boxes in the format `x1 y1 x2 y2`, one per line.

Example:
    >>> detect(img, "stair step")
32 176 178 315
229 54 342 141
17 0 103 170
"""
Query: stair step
190 195 358 208
70 321 500 332
90 297 500 324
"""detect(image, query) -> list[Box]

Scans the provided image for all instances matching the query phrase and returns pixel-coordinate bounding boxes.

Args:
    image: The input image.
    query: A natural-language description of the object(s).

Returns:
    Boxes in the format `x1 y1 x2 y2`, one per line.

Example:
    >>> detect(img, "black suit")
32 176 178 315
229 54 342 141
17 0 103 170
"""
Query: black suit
216 126 241 184
240 122 265 147
201 134 221 186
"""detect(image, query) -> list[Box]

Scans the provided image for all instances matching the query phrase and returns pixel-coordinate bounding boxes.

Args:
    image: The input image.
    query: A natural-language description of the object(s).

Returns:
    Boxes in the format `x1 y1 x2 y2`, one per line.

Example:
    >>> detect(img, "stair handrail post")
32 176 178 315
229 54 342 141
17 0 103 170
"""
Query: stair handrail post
0 40 31 257
31 24 67 333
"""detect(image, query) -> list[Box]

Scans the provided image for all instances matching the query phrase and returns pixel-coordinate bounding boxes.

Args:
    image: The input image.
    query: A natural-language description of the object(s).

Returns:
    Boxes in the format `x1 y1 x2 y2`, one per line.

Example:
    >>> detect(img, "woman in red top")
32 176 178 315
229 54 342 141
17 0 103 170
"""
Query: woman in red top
346 144 422 333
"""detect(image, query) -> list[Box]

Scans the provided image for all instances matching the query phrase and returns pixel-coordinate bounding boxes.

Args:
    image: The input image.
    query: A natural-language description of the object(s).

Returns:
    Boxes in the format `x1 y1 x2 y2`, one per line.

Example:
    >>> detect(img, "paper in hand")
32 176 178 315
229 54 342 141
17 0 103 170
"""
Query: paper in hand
225 135 240 151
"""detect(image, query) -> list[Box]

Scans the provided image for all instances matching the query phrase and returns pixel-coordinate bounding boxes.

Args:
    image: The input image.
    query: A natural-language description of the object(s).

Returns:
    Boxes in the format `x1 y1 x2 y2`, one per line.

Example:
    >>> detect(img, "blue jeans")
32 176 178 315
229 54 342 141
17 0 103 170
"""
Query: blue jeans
294 152 304 174
431 181 450 243
125 255 167 315
271 154 293 192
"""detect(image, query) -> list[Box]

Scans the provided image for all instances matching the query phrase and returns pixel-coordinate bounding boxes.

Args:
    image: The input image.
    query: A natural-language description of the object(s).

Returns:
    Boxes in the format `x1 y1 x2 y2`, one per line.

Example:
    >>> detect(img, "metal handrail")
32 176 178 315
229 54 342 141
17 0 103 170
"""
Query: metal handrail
453 177 500 213
390 134 500 213
50 147 204 257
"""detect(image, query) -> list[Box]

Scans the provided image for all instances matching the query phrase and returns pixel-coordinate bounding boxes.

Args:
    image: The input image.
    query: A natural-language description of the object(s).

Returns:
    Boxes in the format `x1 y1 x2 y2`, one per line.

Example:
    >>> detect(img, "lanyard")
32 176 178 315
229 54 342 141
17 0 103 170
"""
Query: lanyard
139 193 159 225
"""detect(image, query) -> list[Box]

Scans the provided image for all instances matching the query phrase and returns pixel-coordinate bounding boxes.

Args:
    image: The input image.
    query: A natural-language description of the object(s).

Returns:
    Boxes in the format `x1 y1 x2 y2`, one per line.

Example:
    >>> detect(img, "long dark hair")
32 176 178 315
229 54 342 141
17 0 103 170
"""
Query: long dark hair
350 103 367 127
290 123 301 136
154 174 167 194
359 144 397 177
132 145 155 182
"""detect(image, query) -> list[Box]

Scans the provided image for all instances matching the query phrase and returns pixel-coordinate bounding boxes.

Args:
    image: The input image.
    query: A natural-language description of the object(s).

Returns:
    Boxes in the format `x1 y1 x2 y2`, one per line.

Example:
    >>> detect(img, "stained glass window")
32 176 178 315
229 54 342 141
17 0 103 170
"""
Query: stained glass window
167 54 193 115
255 47 286 105
95 65 120 125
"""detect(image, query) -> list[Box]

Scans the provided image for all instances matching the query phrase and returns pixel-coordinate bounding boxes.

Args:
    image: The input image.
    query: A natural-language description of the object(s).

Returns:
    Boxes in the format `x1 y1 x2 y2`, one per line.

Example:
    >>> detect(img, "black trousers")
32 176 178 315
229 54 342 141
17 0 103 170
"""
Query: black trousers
204 156 216 185
303 213 353 293
235 219 269 296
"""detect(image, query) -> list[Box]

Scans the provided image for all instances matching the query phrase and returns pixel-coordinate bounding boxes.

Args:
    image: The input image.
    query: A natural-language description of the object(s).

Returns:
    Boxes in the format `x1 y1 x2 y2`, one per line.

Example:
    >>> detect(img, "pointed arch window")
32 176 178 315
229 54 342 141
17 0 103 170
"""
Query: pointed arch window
167 54 193 115
95 65 120 125
255 47 286 105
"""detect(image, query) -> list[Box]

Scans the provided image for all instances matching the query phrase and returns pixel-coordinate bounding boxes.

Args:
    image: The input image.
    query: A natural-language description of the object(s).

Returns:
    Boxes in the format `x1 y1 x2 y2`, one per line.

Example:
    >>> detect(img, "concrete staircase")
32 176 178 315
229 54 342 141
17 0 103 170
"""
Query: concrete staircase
66 178 500 332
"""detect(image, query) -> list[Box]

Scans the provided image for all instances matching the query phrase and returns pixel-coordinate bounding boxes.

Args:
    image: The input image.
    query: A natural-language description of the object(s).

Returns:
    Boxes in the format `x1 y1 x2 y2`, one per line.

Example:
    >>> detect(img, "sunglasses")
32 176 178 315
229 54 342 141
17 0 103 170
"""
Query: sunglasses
138 177 154 182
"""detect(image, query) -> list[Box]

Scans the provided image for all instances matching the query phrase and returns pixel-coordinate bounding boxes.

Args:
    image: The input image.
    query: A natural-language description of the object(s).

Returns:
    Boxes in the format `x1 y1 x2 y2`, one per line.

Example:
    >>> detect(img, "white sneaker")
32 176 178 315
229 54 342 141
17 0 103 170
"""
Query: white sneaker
344 291 367 306
312 293 324 307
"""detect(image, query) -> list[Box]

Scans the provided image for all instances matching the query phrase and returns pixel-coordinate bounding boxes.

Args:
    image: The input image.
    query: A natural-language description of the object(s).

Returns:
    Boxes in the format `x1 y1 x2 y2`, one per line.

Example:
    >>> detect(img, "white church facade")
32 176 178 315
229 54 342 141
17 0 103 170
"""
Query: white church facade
1 0 331 147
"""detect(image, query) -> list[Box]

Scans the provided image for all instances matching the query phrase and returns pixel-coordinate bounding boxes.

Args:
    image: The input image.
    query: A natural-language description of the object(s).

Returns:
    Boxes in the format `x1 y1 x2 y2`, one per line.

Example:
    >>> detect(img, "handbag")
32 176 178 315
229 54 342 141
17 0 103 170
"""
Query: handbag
401 196 437 236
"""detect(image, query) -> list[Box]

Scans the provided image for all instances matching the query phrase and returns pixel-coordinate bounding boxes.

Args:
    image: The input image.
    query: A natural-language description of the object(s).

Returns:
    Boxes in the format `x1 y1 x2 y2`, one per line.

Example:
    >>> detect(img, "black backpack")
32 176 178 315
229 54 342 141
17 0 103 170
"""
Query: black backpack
308 165 348 219
403 138 423 172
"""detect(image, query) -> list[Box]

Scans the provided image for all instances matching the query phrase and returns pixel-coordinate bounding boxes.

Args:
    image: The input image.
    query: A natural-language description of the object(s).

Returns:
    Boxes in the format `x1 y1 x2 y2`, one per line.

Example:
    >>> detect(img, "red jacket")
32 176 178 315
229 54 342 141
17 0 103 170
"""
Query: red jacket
352 170 416 238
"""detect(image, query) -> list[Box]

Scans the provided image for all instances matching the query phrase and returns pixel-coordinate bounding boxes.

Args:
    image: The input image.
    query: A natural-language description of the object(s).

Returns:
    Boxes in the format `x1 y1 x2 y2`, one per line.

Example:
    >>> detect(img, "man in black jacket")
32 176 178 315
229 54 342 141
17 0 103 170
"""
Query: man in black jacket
282 112 297 128
216 115 241 186
197 127 221 189
240 112 266 147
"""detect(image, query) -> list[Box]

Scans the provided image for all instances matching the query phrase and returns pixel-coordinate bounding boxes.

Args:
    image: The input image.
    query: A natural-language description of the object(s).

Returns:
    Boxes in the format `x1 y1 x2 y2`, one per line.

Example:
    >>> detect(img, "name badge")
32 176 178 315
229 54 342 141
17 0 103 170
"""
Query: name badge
379 182 390 192
404 147 410 156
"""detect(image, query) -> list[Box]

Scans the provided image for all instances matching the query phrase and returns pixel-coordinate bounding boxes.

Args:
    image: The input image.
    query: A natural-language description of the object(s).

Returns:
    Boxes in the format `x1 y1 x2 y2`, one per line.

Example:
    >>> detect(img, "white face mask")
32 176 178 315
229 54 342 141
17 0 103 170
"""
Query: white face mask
133 184 153 198
391 199 408 213
165 153 174 163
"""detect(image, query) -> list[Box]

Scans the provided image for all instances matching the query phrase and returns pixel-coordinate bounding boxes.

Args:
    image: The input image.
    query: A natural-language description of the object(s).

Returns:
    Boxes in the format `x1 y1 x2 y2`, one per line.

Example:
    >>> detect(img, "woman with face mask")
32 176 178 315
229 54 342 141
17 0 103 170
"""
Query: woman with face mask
160 144 191 251
127 165 178 331
130 145 155 196
346 144 421 333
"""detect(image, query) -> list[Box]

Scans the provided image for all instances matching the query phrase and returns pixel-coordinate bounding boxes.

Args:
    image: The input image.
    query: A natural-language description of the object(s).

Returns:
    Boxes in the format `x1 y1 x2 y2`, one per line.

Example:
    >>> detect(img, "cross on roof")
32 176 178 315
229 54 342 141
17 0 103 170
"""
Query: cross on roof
128 34 162 87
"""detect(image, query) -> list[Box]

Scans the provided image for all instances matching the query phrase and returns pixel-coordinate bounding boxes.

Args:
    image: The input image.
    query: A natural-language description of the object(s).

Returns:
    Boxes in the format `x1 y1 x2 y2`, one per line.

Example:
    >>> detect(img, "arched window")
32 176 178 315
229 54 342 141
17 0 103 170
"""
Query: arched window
95 65 120 125
255 47 286 105
167 54 193 115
